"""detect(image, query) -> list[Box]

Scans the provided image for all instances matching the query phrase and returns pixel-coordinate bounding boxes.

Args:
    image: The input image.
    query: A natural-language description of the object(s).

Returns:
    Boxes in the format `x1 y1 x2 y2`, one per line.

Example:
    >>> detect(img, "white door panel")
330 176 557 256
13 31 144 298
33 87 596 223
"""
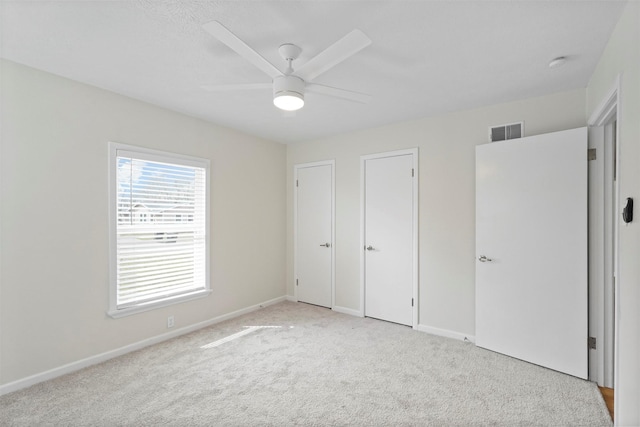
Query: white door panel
296 163 332 308
476 127 588 379
364 152 415 326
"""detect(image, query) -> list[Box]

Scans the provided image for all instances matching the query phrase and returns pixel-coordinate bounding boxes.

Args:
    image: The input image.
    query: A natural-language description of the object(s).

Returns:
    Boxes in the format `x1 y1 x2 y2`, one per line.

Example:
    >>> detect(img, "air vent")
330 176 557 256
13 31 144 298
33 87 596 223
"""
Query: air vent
489 122 524 142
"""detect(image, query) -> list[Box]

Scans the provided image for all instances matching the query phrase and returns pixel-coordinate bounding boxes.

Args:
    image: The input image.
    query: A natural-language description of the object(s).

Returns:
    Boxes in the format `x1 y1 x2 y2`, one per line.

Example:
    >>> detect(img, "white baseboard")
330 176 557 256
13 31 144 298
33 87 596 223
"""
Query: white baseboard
332 305 363 317
0 295 287 397
285 295 297 302
416 324 475 343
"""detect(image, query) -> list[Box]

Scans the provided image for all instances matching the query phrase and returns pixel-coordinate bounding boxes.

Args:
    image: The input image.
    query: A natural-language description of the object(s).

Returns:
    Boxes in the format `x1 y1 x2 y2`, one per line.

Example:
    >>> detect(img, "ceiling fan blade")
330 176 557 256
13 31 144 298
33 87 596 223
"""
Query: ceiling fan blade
202 21 282 79
201 83 272 92
306 83 371 104
296 29 371 82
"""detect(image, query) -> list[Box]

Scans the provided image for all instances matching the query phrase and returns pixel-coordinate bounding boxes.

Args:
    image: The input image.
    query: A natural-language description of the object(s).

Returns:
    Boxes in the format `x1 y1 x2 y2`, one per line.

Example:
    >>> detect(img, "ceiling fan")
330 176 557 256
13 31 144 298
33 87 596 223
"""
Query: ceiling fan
201 21 372 112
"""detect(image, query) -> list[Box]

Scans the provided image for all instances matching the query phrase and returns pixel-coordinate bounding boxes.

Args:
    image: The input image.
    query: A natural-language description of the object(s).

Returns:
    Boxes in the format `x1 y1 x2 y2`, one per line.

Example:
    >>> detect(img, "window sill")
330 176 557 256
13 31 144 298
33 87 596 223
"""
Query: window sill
107 289 212 319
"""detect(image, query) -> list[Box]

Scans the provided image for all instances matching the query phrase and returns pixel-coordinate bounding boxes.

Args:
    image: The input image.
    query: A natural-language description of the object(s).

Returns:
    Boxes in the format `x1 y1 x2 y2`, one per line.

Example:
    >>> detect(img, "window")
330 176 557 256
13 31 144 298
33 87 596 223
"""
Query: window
109 143 210 317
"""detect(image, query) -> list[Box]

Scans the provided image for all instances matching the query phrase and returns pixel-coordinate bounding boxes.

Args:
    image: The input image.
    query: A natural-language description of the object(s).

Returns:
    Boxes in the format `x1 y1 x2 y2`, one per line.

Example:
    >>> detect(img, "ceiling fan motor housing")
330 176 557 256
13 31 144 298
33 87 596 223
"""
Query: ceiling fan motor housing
273 75 304 98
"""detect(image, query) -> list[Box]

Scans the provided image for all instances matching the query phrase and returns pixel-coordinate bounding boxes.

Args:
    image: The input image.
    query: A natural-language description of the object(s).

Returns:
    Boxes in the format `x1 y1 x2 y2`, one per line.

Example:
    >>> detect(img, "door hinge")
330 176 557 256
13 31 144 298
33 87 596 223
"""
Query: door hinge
411 168 414 177
296 180 299 187
588 148 597 161
411 298 414 307
296 278 298 287
588 336 597 350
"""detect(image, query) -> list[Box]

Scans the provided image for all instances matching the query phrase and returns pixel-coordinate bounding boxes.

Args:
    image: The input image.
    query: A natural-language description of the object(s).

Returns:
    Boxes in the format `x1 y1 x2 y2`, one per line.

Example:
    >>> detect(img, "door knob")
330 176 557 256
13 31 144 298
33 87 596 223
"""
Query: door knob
319 243 331 247
478 255 493 262
366 245 375 251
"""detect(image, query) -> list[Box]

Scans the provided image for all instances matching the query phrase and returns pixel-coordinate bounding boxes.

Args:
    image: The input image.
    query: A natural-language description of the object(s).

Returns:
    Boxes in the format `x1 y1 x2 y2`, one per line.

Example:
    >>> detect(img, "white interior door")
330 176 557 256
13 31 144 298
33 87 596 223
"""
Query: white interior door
475 127 588 379
363 150 416 326
295 162 333 308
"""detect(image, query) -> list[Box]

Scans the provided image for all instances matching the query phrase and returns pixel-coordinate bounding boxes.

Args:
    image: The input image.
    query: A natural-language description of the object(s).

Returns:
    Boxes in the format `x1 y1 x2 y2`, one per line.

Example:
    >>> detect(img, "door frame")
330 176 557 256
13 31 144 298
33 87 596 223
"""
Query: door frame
293 160 336 307
587 74 621 391
360 148 419 328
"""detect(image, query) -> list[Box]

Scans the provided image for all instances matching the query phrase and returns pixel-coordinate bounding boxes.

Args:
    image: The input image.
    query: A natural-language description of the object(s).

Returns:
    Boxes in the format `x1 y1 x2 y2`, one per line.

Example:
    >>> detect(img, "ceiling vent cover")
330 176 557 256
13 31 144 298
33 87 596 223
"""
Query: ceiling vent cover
489 122 524 142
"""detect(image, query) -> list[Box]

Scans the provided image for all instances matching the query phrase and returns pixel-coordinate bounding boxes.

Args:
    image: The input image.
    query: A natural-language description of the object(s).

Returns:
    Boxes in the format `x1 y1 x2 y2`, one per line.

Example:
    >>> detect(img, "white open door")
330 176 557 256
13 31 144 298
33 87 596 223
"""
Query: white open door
295 161 334 308
362 149 417 327
476 127 588 379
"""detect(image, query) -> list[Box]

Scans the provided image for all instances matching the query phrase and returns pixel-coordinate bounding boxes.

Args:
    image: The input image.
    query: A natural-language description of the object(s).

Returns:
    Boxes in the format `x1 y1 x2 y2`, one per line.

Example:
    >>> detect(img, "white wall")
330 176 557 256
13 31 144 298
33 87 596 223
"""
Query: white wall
287 89 586 338
586 2 640 425
0 60 286 386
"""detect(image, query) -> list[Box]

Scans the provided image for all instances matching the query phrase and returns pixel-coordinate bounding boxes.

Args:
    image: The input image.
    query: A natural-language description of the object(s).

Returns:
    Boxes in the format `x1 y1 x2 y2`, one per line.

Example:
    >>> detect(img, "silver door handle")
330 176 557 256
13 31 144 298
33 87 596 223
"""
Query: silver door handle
478 255 493 262
366 245 375 251
320 243 330 247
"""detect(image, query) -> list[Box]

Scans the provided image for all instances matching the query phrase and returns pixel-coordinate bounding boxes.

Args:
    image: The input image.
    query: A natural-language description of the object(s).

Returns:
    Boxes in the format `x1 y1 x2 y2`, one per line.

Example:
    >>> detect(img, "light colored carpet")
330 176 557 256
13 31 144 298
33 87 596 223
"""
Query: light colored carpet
0 301 612 426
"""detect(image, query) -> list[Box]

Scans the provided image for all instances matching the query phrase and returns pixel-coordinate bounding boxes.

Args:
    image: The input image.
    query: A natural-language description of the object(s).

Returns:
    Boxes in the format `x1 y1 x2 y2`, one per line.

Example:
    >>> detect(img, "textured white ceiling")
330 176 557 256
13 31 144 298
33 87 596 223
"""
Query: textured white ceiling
0 1 626 144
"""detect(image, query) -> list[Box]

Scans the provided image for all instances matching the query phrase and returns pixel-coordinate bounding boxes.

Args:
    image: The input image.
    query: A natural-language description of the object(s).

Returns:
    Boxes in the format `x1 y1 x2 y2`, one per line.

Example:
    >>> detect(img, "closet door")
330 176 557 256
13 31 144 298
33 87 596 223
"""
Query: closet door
295 162 333 308
362 149 417 326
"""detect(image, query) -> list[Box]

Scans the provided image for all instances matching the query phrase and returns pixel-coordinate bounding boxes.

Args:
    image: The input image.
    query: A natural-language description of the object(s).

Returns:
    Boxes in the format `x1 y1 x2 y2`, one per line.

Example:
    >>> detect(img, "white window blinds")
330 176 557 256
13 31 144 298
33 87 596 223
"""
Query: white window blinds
114 148 208 310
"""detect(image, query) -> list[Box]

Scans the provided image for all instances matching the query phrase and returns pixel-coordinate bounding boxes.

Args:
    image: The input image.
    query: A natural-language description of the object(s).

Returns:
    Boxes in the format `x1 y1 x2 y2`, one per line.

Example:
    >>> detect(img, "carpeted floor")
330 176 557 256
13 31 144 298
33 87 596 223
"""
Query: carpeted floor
0 301 612 426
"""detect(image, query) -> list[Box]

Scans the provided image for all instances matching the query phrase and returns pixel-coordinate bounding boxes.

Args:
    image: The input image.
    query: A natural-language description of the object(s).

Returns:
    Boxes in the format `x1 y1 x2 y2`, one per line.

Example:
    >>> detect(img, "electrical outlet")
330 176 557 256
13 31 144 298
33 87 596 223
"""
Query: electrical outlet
167 315 175 328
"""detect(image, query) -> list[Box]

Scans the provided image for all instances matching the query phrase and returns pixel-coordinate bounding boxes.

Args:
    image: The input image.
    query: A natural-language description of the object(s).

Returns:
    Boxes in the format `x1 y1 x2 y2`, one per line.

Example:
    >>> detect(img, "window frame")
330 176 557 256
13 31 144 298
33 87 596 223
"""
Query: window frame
108 142 211 318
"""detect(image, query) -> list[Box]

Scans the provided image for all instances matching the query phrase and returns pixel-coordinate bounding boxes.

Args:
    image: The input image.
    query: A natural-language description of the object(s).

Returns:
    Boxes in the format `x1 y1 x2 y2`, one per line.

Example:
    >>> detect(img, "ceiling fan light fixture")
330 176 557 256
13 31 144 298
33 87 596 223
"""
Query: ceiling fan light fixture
273 75 305 111
274 92 304 111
